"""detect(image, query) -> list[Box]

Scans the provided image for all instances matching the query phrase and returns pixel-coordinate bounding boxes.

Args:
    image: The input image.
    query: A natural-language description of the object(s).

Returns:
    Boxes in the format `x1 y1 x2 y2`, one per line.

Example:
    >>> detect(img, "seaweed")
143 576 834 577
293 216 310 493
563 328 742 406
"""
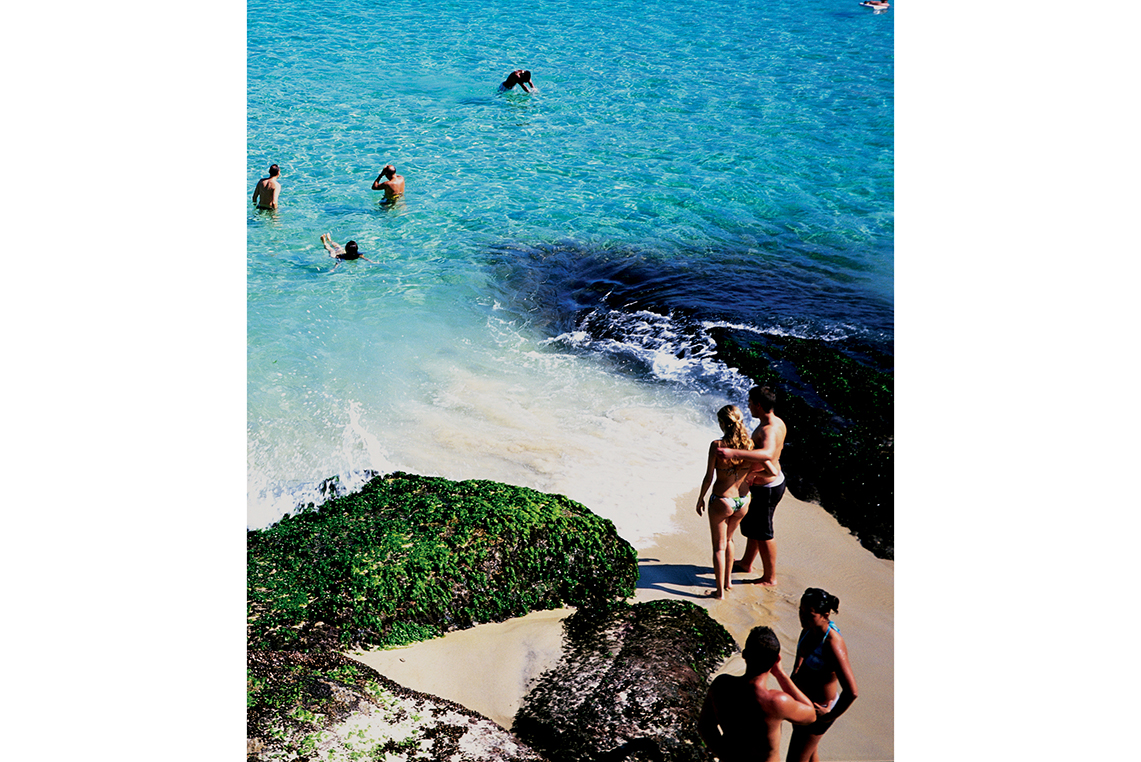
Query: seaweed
710 328 893 559
247 472 639 651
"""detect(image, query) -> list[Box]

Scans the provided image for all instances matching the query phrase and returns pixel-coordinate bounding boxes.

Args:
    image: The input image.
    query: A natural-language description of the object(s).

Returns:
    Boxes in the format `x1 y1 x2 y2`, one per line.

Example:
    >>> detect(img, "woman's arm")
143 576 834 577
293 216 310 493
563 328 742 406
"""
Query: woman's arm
695 441 718 515
819 633 859 722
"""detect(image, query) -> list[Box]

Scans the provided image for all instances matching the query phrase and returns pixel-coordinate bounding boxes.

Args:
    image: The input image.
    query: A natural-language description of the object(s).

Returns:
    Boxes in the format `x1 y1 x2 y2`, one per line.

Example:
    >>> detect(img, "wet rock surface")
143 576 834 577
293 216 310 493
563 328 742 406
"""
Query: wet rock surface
247 649 550 761
512 600 735 762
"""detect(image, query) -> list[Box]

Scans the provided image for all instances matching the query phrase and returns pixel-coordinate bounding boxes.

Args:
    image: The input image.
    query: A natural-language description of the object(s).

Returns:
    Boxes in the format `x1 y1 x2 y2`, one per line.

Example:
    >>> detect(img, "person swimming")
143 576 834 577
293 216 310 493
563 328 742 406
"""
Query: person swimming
320 233 375 271
498 69 535 92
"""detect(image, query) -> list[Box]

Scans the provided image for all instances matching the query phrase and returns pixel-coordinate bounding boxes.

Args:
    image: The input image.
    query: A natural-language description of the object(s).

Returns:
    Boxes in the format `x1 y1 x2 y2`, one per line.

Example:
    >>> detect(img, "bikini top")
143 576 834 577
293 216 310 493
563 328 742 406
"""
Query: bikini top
798 621 840 673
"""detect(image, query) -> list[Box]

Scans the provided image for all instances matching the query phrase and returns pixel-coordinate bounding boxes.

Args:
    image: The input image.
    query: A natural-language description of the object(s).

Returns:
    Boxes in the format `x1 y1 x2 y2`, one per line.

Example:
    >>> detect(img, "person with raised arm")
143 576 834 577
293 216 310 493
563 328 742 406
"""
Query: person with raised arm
699 625 818 762
371 165 405 204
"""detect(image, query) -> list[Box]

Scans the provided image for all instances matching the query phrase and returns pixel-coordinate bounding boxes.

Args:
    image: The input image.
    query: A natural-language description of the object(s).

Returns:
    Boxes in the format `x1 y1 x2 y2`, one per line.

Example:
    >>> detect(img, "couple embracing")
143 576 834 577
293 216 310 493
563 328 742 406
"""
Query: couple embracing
695 386 787 599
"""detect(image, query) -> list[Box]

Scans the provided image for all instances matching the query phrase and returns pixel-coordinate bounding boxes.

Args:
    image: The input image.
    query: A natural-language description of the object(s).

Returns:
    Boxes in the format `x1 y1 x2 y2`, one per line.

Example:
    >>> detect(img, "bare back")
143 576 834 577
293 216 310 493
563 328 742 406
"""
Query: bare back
711 440 753 499
706 674 788 762
253 177 280 209
381 174 405 201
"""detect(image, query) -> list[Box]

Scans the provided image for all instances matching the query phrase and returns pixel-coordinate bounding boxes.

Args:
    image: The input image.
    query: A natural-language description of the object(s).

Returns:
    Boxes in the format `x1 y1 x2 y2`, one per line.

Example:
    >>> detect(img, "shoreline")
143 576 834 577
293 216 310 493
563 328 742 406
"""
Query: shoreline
350 487 893 760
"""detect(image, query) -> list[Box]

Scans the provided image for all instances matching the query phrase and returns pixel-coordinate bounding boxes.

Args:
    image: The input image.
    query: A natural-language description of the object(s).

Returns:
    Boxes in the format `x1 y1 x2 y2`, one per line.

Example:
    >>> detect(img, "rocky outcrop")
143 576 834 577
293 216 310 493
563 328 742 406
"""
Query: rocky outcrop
247 649 550 761
512 600 736 762
248 472 639 651
710 327 894 559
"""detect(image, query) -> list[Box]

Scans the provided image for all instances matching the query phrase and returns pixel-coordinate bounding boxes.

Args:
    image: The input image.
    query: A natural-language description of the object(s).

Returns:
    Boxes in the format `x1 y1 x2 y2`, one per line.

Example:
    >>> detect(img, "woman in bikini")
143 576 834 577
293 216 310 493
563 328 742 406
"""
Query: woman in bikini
787 587 860 762
695 405 760 599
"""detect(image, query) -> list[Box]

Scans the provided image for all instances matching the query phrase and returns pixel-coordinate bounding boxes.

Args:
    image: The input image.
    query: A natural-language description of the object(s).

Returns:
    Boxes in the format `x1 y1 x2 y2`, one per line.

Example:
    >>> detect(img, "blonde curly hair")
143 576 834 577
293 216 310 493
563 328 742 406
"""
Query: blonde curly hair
716 405 754 464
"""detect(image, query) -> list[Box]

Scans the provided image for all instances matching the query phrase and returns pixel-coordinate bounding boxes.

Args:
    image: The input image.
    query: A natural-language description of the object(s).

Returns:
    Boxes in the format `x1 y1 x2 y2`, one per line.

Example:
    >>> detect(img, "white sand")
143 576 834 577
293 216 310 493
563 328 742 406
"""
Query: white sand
350 488 893 760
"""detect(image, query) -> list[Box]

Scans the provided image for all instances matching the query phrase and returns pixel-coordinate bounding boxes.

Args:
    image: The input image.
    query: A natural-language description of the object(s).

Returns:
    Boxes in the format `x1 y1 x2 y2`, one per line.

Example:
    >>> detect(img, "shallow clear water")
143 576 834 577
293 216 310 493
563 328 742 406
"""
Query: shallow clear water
248 0 893 544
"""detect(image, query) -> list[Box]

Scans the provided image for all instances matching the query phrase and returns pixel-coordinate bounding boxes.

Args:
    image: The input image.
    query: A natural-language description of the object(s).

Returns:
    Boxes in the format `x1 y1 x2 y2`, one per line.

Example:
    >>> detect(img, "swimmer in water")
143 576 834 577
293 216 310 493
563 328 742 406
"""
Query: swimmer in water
320 233 374 271
371 165 405 204
252 164 281 210
498 69 535 92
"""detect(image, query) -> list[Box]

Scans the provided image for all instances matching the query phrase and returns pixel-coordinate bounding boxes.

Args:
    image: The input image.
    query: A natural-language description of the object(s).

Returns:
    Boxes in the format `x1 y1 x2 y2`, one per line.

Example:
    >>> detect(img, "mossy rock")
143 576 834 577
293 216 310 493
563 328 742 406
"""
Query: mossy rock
710 327 894 559
513 599 735 762
248 472 639 651
247 649 550 761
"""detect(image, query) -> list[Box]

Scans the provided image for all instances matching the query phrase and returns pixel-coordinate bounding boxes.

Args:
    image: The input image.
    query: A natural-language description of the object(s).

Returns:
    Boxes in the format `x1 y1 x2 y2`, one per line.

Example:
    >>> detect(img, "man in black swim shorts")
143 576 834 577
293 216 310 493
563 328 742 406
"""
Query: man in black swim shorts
717 386 787 586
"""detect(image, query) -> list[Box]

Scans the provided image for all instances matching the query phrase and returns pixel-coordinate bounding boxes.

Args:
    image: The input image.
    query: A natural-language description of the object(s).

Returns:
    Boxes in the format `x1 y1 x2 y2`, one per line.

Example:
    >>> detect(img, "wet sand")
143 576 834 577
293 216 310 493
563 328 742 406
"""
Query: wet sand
350 488 893 760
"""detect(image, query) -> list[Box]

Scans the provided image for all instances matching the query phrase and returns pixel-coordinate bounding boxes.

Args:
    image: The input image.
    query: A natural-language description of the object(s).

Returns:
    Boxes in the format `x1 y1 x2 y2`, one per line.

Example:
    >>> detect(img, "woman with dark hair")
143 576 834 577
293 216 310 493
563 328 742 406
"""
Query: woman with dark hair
499 69 535 92
787 587 860 762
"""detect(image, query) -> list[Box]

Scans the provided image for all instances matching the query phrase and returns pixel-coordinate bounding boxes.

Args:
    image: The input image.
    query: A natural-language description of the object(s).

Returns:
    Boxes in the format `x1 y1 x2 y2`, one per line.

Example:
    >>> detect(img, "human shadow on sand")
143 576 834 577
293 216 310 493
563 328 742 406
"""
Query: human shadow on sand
637 558 716 599
637 557 769 598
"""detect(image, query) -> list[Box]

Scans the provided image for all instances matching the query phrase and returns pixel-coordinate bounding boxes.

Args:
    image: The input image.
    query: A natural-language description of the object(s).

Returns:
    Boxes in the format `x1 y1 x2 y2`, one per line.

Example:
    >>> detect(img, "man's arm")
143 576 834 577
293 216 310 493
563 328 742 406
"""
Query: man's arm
717 422 778 468
771 659 817 725
372 176 386 191
270 181 280 208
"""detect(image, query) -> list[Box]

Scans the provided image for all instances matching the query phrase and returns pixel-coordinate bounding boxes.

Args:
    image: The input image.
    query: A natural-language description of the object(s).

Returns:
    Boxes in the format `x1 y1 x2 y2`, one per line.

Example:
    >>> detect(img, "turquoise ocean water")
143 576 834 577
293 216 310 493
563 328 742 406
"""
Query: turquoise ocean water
247 0 893 545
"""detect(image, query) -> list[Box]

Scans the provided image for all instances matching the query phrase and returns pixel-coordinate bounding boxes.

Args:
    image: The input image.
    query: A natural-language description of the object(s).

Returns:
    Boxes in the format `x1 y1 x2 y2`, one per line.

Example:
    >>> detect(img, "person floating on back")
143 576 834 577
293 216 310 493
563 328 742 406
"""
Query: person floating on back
321 233 374 271
698 626 817 762
498 69 535 92
252 164 281 210
371 164 405 204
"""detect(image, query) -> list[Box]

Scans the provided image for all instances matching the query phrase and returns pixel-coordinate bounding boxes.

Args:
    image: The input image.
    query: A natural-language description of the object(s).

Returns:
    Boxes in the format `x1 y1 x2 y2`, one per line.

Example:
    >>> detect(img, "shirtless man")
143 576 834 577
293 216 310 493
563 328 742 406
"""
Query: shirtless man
371 165 405 203
498 69 535 92
320 233 374 271
252 164 281 210
698 626 817 762
719 386 787 586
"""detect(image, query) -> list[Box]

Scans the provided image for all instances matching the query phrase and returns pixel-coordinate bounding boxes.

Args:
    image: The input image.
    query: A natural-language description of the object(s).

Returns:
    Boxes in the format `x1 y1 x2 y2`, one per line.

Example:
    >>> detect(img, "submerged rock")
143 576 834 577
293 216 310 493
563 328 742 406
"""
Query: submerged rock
248 472 639 651
512 600 735 762
247 649 550 761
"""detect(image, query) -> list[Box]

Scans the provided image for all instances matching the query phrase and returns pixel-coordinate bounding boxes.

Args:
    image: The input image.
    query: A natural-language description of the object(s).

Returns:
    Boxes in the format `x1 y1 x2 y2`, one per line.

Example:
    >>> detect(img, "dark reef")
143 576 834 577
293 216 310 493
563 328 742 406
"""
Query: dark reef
710 327 893 559
513 599 735 762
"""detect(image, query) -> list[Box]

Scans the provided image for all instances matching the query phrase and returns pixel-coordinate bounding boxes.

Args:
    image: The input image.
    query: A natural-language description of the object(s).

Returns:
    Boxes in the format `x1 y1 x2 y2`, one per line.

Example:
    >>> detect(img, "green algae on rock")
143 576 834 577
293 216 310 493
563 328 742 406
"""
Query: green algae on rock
512 599 736 762
247 472 639 651
247 649 551 761
709 327 894 559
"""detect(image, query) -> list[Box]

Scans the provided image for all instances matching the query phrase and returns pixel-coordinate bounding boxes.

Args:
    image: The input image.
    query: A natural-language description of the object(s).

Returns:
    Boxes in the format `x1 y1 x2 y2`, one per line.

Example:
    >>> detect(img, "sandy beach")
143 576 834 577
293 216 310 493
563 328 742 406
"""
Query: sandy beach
351 487 893 761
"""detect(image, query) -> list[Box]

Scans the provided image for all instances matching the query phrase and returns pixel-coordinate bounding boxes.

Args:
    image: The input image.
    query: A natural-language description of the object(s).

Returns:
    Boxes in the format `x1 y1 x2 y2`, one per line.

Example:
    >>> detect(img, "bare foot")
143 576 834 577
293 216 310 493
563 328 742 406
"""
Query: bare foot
704 589 725 600
732 561 752 573
756 577 777 587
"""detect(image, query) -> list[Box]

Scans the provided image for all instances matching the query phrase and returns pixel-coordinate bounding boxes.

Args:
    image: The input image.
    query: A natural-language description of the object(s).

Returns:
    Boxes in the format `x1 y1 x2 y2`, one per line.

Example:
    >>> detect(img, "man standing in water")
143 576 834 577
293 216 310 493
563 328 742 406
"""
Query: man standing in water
252 164 281 210
719 386 787 586
371 165 405 203
698 626 817 762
